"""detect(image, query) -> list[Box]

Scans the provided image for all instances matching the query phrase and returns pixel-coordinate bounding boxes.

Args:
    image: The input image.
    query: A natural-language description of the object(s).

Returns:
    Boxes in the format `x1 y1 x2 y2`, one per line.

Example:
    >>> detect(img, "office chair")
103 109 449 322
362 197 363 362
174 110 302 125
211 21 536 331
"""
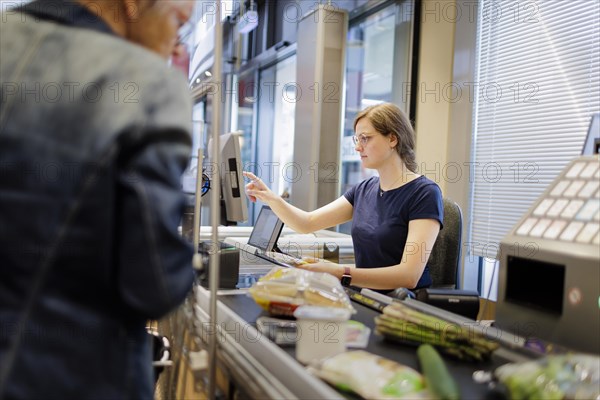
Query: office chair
388 197 463 298
415 199 479 319
427 197 463 289
391 199 478 319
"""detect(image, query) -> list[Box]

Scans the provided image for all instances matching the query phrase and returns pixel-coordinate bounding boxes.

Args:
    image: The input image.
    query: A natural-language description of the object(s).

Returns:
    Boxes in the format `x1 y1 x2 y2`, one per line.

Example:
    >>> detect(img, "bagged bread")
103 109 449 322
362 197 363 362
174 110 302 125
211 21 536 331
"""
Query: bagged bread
248 267 354 317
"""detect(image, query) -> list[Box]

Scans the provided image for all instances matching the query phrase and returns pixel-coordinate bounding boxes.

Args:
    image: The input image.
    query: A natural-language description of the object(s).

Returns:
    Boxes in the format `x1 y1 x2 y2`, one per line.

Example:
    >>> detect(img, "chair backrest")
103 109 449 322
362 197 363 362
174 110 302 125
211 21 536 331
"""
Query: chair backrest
427 198 463 289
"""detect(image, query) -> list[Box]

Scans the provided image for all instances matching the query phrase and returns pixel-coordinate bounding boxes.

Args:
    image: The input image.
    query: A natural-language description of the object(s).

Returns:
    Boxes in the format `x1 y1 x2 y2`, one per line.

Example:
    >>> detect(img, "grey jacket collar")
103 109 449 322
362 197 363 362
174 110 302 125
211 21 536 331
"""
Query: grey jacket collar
17 0 116 36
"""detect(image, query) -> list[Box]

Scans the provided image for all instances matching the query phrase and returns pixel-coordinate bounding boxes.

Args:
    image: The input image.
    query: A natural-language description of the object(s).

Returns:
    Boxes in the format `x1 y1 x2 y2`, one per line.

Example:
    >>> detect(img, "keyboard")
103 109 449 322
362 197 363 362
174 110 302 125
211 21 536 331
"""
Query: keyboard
516 157 599 244
256 250 307 268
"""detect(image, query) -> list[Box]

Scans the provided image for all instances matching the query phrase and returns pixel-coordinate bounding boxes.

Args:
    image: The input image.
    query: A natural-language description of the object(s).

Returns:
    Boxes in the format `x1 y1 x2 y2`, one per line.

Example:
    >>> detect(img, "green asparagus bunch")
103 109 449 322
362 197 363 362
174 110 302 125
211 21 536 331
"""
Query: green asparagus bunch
375 302 499 362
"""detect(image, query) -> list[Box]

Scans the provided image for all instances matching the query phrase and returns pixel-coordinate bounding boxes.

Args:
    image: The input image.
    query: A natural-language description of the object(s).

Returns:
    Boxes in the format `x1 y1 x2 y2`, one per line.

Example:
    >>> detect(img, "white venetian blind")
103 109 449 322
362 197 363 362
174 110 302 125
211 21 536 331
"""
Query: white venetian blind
471 0 600 258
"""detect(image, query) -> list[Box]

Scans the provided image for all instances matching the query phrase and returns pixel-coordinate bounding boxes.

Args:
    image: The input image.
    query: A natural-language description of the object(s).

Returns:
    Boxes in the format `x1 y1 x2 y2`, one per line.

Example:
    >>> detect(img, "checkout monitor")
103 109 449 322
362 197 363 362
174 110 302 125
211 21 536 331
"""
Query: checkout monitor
581 113 599 155
208 132 248 225
246 205 306 268
247 205 284 252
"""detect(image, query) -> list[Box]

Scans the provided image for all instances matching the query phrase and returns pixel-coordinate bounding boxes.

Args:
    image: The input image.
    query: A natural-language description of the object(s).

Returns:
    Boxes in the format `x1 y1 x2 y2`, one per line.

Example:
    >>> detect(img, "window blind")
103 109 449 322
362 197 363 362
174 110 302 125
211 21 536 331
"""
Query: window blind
470 0 600 258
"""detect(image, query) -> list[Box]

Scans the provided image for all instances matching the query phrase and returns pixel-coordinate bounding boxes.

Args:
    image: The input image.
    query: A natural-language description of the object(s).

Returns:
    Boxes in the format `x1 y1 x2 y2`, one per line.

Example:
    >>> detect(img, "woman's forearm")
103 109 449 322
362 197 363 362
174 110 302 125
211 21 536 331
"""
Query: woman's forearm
298 262 424 290
349 265 423 290
267 197 315 233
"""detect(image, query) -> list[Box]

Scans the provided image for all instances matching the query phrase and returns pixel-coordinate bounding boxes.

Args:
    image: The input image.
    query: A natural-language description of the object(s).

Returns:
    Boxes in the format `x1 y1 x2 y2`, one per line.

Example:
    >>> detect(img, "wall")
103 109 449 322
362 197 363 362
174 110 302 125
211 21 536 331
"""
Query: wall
446 0 479 290
414 0 457 195
414 0 479 289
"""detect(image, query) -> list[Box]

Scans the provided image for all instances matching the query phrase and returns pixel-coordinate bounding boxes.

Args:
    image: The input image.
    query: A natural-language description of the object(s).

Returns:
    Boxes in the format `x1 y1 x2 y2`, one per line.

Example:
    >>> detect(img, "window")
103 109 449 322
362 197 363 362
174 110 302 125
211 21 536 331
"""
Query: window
235 73 256 176
268 56 297 199
182 101 207 194
470 0 600 298
250 55 297 222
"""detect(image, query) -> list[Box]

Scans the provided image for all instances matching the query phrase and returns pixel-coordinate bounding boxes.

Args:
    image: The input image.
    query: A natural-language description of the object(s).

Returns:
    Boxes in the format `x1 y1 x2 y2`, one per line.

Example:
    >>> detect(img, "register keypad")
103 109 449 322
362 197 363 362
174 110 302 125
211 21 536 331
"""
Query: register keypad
517 158 600 244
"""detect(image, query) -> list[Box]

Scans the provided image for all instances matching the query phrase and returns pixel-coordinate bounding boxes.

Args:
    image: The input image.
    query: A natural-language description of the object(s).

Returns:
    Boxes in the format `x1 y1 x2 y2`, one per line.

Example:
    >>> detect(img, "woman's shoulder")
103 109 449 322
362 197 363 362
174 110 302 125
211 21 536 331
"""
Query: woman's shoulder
413 175 442 192
354 175 379 192
404 176 443 203
345 175 379 200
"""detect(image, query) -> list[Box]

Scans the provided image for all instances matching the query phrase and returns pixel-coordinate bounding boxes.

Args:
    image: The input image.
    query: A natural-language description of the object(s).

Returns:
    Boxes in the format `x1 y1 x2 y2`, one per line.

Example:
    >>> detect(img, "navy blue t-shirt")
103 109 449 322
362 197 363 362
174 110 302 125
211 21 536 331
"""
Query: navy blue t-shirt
344 175 444 290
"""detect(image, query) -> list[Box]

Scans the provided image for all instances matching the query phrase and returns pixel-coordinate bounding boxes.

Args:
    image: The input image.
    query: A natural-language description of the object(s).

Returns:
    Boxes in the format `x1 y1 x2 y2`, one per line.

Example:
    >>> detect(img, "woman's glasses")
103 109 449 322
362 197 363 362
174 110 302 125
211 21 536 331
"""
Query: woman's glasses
352 134 374 147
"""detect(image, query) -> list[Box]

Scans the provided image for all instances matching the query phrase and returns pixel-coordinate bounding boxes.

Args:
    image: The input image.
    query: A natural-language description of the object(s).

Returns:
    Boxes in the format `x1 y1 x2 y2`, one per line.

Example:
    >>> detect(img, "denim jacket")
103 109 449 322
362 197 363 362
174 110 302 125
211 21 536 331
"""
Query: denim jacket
0 9 194 399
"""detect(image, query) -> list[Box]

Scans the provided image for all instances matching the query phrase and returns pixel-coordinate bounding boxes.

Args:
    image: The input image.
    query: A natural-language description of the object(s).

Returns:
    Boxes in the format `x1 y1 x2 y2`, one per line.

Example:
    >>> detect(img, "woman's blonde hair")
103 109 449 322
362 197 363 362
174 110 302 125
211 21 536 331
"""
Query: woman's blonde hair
353 103 417 173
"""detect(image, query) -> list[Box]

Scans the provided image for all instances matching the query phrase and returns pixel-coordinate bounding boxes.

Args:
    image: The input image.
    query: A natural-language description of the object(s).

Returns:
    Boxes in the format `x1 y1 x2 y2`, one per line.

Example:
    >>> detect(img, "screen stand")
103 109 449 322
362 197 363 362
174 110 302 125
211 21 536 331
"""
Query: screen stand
192 147 204 271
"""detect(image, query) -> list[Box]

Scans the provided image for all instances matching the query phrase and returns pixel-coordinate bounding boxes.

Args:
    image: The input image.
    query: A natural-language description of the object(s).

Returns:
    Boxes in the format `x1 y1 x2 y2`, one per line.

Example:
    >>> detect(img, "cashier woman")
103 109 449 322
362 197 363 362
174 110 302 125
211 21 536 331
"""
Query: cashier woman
244 103 444 292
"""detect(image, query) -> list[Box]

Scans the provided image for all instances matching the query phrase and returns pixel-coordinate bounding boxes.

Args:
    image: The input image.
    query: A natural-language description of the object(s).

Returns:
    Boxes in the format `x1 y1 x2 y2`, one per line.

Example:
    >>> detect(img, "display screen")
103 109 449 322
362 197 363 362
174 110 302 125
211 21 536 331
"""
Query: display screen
582 113 599 155
247 206 284 252
505 256 565 315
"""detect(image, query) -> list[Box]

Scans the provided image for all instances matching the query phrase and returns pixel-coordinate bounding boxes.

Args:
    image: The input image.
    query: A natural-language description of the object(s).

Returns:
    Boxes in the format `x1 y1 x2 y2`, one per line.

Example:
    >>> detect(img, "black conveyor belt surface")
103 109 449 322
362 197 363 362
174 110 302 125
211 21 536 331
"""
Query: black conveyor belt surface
219 292 508 399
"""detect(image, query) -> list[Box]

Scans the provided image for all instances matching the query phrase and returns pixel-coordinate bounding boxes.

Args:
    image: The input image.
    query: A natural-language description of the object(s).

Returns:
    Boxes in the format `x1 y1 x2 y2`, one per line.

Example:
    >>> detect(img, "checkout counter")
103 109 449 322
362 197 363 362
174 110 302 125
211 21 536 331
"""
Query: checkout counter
194 226 356 265
163 154 599 399
162 248 535 400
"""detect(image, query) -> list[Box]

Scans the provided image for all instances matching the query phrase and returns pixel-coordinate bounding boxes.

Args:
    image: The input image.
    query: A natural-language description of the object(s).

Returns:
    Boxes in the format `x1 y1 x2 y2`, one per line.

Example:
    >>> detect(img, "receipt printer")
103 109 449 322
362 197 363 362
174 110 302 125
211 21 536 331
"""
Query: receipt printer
198 241 240 289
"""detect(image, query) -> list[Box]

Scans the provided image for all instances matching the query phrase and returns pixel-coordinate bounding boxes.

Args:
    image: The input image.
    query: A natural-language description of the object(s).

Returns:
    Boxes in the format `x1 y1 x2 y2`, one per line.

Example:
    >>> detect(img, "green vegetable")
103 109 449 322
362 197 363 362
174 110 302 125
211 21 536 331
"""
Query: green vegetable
417 344 460 400
375 303 499 361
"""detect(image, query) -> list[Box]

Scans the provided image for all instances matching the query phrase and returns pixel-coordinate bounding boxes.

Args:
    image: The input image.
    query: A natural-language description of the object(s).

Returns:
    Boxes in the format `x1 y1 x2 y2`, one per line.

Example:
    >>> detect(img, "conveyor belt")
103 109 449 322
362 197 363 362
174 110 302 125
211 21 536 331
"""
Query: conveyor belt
218 291 509 399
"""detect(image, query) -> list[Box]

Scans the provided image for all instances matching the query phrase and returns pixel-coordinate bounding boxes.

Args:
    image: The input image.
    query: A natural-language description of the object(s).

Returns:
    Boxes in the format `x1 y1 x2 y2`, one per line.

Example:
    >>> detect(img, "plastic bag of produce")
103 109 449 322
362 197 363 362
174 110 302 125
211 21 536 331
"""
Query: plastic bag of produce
308 350 432 399
248 267 354 317
494 354 600 399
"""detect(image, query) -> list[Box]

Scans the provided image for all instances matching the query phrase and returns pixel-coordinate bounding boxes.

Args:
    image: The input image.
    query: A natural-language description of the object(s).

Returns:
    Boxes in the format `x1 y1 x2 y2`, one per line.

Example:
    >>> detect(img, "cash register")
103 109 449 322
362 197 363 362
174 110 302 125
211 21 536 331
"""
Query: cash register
496 114 600 354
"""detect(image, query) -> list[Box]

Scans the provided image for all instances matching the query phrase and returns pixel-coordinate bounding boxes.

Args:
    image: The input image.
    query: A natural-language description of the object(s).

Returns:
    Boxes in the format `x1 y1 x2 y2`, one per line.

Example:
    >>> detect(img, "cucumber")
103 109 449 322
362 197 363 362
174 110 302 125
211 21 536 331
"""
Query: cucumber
417 344 460 400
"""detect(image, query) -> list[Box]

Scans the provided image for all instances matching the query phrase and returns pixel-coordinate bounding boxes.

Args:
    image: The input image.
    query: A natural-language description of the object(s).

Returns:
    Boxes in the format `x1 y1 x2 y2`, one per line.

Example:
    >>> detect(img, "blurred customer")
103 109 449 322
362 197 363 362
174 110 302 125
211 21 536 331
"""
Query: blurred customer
0 1 195 398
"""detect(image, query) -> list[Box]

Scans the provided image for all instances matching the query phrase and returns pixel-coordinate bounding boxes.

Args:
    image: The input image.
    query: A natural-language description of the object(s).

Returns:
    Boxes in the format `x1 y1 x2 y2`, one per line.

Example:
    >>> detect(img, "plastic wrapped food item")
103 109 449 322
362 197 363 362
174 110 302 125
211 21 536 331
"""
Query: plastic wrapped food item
308 351 432 399
248 267 354 317
494 354 600 399
255 317 371 348
346 320 371 349
294 306 352 364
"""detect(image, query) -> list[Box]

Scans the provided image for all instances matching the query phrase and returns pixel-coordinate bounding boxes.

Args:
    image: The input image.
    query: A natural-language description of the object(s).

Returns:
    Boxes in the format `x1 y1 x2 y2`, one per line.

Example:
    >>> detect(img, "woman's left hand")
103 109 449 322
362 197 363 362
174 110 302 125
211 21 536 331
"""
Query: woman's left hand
294 257 344 279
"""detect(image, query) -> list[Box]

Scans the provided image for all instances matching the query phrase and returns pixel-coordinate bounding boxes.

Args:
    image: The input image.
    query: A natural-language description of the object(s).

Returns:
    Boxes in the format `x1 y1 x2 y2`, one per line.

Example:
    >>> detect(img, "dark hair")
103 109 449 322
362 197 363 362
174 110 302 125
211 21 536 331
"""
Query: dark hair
353 103 417 173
